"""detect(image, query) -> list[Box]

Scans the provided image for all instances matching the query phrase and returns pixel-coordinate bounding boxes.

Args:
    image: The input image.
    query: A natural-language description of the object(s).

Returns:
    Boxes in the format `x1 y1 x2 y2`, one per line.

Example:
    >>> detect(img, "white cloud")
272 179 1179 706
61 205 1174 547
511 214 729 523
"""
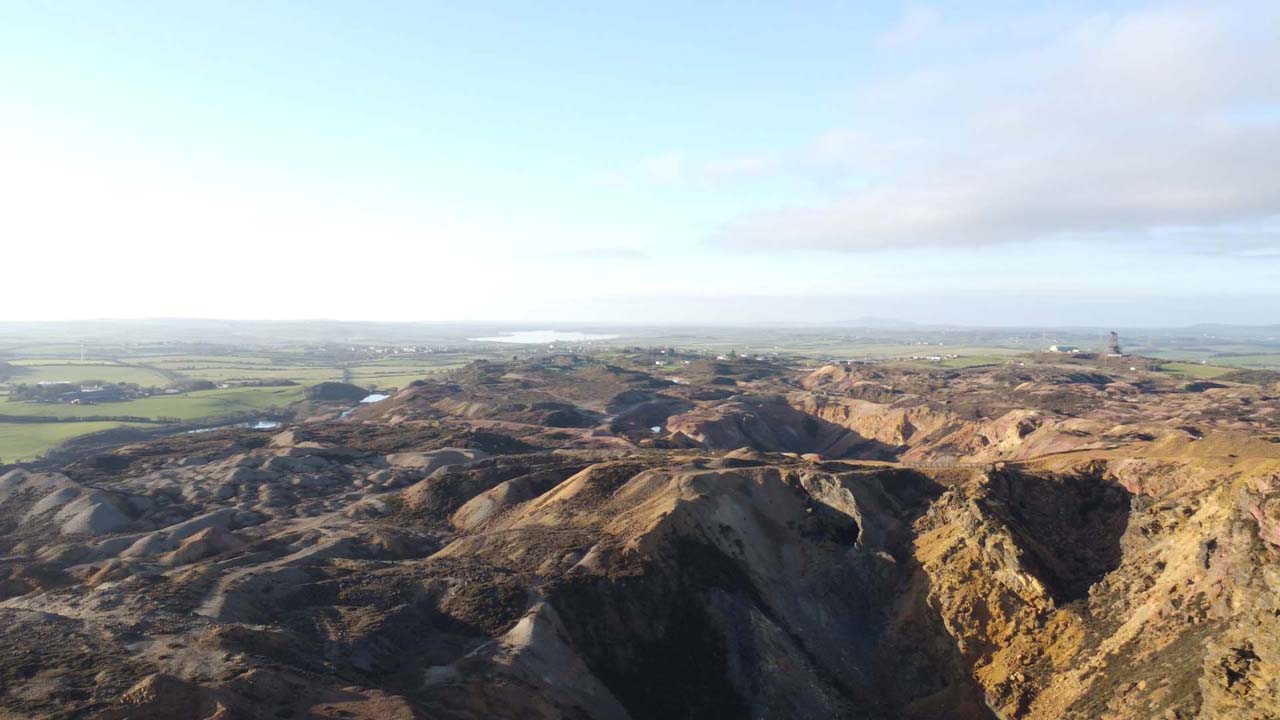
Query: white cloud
550 247 650 260
711 4 1280 252
644 152 684 183
591 169 630 189
0 135 564 320
879 5 942 47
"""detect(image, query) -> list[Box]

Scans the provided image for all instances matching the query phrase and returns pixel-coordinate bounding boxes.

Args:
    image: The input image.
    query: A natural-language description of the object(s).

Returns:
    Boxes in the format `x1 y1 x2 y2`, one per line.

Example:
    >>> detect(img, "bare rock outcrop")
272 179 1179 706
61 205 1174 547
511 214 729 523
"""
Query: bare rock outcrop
1 356 1279 719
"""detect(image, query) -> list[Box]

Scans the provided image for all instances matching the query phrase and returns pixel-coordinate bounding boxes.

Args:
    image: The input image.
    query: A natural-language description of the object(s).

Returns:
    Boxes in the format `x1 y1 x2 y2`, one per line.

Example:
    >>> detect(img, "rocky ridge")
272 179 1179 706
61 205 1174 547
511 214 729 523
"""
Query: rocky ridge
0 355 1278 719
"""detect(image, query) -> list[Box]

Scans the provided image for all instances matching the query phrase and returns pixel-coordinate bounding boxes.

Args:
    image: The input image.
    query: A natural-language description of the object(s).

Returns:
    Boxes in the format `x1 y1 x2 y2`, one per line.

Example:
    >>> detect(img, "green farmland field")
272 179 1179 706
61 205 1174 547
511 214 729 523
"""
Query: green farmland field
179 366 343 383
1212 354 1280 370
0 386 305 422
1156 362 1235 379
143 355 277 366
939 354 1017 369
0 421 147 463
6 362 171 386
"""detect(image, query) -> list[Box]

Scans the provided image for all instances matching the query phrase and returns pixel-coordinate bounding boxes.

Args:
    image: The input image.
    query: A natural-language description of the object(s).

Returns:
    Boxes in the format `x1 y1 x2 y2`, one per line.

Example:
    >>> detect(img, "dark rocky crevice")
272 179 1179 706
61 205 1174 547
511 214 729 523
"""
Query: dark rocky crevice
981 469 1132 604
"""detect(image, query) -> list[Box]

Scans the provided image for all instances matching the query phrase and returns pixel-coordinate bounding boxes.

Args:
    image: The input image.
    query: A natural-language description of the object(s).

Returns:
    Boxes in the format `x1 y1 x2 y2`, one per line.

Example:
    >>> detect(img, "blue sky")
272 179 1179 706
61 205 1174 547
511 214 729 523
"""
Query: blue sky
1 1 1277 324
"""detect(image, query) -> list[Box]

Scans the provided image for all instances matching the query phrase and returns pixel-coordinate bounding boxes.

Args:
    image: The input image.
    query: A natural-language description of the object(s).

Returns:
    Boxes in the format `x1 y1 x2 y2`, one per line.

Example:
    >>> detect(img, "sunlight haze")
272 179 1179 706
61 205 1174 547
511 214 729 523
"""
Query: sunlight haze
2 1 1277 324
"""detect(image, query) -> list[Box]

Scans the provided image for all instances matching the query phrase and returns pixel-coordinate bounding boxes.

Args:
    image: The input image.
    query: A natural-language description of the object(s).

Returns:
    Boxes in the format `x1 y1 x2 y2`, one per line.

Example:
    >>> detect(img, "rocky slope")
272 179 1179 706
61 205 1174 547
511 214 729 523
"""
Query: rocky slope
0 355 1277 719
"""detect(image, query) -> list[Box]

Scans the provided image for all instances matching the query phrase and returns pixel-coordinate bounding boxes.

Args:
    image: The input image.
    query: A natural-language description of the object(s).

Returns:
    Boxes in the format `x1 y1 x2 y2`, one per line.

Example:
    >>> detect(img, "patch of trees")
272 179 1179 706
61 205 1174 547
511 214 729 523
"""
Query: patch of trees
7 382 147 403
0 414 155 424
166 379 217 393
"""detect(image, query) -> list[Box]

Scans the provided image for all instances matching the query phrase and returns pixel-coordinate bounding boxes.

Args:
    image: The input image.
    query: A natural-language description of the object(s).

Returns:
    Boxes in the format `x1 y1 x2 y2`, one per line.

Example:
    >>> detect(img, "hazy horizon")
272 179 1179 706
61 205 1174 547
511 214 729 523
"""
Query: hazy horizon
1 293 1278 331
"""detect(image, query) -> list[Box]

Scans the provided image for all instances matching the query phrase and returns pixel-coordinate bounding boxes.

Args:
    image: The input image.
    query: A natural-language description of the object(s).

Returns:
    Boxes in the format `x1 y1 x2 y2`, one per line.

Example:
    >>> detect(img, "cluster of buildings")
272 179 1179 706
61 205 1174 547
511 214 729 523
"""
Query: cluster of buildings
345 345 439 356
1046 332 1125 357
28 381 139 405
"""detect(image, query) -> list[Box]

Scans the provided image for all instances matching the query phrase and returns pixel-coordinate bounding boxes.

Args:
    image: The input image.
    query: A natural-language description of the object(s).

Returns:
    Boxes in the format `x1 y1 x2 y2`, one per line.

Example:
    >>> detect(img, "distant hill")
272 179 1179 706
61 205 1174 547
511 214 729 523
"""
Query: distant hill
304 381 369 403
